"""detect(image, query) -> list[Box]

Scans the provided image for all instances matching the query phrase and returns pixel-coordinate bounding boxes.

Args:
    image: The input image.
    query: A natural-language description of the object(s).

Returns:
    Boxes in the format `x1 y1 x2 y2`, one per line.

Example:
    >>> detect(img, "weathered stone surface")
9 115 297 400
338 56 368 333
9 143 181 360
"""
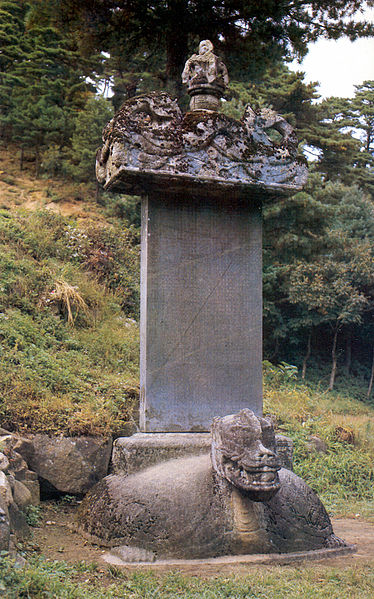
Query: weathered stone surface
0 452 9 472
0 433 40 505
29 435 112 495
8 502 30 540
140 195 262 431
78 411 345 559
112 432 293 475
182 40 229 111
12 479 32 509
111 433 211 475
78 456 345 559
274 434 294 471
307 435 328 454
211 410 281 502
0 432 38 551
11 436 35 465
0 496 10 552
96 93 307 197
0 471 13 506
18 479 40 506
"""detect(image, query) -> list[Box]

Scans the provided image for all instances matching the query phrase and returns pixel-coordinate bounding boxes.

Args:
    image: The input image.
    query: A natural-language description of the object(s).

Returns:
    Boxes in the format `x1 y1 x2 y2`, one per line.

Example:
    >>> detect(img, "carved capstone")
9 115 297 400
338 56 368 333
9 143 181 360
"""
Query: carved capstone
96 92 307 198
77 410 349 561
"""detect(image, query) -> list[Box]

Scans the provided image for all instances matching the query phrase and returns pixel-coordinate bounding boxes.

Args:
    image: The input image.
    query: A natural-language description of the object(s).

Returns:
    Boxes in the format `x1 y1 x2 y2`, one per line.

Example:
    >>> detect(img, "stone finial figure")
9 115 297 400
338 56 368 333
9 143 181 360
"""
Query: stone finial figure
182 40 229 111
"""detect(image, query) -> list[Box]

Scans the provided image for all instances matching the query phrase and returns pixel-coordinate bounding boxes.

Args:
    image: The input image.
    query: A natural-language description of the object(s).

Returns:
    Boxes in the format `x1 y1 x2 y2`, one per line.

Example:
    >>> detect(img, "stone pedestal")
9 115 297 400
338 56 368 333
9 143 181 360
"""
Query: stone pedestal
140 194 262 431
111 433 211 475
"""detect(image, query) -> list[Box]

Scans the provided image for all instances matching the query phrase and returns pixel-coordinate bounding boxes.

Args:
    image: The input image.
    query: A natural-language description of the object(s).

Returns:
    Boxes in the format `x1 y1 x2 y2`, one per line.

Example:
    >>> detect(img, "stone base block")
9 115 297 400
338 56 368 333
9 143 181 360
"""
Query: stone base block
111 433 211 475
111 433 293 475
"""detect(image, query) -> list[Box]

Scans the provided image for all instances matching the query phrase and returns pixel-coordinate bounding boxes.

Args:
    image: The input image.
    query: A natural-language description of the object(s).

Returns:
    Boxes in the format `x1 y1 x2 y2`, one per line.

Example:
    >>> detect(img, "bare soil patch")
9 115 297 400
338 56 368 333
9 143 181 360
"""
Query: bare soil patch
28 500 374 577
0 145 100 220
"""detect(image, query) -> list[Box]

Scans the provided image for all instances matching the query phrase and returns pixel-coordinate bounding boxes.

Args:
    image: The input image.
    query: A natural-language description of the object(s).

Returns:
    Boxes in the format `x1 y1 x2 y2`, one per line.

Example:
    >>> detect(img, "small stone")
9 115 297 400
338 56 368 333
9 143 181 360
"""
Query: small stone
13 479 33 509
306 435 328 454
19 479 40 505
0 471 13 505
0 452 9 472
0 501 10 552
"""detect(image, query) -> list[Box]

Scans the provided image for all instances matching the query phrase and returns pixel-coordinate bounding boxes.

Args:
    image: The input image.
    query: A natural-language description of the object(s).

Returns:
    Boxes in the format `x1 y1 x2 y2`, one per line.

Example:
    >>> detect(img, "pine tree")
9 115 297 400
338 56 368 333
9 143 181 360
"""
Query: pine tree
32 1 374 94
0 1 30 136
1 6 96 174
64 95 113 182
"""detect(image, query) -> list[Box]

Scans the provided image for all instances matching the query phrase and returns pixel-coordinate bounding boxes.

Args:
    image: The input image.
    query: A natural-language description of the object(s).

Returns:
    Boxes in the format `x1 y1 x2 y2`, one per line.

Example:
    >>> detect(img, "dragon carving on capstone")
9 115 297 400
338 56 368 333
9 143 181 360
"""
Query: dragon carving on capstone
96 91 307 198
77 410 350 562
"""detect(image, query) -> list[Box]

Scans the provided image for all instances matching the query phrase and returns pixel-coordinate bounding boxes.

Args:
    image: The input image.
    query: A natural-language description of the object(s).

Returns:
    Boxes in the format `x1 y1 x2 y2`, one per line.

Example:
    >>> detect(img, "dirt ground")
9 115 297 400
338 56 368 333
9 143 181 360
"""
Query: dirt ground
0 145 101 220
27 500 374 577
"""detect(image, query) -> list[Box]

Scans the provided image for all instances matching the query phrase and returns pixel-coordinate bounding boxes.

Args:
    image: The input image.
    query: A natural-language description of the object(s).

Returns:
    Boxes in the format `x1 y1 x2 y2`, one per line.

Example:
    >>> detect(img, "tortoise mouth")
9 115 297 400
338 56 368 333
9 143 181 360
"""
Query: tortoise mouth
223 460 281 500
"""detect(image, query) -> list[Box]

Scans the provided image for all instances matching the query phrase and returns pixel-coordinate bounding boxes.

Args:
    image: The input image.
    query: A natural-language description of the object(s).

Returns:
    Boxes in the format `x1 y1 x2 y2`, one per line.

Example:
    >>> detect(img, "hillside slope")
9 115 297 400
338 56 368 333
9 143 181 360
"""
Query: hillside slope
0 144 140 436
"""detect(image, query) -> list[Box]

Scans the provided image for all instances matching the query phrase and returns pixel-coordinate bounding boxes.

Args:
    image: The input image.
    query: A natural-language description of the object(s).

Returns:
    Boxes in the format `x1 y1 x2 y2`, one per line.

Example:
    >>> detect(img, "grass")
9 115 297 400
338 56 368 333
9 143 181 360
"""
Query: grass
0 208 140 436
1 556 374 599
263 361 374 518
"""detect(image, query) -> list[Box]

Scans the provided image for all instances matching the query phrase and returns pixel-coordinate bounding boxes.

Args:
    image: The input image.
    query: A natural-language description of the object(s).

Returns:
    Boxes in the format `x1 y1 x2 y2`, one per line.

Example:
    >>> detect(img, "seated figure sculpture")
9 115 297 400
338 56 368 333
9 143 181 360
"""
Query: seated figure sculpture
77 409 347 561
182 39 229 110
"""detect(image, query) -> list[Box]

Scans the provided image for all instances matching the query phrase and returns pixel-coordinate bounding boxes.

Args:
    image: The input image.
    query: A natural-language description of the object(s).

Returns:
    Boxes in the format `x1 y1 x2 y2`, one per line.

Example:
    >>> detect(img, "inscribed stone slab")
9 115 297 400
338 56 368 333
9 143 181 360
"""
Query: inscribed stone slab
140 193 262 431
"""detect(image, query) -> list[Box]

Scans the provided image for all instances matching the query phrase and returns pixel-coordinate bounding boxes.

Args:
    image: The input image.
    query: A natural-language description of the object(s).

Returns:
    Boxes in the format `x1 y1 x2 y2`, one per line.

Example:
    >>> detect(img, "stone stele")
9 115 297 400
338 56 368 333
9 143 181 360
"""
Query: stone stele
96 90 307 432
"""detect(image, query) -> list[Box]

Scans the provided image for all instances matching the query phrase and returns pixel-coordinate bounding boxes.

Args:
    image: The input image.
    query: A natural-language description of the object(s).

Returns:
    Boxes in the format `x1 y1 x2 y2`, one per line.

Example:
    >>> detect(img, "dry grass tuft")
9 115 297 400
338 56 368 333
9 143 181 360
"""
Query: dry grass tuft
52 279 89 325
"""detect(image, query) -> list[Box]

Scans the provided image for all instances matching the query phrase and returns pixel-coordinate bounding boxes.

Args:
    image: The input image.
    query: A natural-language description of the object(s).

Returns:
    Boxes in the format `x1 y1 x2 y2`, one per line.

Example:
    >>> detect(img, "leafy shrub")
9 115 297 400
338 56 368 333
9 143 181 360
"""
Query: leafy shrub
24 505 42 527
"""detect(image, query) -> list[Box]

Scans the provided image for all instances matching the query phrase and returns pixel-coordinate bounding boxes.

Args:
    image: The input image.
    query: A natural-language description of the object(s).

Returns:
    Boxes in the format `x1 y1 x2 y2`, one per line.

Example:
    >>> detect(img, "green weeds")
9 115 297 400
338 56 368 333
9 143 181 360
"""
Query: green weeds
1 556 374 598
0 209 139 435
264 362 374 517
24 505 42 527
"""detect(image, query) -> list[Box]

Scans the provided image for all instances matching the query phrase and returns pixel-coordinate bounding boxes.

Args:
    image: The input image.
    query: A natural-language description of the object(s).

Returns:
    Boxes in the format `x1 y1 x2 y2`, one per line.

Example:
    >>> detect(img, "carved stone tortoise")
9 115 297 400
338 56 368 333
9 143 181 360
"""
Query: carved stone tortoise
77 410 346 561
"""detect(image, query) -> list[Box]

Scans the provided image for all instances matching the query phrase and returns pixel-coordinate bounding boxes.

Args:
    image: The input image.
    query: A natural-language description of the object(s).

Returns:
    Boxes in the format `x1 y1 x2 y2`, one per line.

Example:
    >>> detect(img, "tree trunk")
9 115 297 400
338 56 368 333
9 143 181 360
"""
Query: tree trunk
367 347 374 400
165 1 188 96
20 147 24 171
35 148 40 178
301 331 312 380
268 337 279 362
345 329 352 373
328 328 339 391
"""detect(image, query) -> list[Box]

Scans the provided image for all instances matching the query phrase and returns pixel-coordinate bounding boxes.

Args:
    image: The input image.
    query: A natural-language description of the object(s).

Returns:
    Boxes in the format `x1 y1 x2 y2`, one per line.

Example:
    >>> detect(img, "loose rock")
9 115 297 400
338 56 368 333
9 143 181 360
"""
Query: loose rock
29 435 112 495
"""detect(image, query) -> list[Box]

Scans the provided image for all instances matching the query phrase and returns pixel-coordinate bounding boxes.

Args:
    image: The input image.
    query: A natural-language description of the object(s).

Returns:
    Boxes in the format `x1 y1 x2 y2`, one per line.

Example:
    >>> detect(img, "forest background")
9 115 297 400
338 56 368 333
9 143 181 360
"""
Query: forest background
1 0 374 437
